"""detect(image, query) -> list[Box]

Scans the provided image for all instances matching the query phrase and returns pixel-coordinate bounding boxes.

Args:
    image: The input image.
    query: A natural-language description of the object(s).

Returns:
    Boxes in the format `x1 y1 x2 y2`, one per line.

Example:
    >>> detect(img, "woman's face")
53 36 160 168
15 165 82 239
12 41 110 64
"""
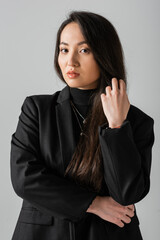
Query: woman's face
58 22 100 90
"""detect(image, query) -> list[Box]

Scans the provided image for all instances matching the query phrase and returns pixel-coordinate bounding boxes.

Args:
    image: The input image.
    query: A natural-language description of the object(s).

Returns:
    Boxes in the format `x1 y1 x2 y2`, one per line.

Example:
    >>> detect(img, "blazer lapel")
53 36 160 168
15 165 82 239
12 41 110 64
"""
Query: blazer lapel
55 85 76 173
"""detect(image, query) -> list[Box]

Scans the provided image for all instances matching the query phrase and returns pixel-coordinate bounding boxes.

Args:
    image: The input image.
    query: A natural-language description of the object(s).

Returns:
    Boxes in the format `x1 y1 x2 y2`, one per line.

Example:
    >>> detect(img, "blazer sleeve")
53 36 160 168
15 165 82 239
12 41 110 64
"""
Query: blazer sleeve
98 116 155 206
10 96 97 222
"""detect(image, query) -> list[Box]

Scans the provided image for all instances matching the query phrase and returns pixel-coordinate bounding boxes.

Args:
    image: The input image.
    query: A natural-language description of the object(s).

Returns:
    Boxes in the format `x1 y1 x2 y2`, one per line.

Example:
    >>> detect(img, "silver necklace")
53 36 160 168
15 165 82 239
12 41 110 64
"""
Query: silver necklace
70 100 87 136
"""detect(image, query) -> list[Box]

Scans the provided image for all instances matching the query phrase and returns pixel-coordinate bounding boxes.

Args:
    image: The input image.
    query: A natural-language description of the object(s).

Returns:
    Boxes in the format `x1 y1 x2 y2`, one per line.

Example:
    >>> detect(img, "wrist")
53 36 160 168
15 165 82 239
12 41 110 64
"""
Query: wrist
108 120 124 129
86 196 100 214
109 125 121 129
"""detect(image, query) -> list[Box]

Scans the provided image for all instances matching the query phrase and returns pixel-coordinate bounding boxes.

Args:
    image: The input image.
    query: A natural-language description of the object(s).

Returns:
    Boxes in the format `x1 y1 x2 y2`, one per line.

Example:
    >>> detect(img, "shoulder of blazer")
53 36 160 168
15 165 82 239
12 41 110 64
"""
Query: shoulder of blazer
20 90 62 116
18 91 62 125
127 104 154 134
26 91 61 107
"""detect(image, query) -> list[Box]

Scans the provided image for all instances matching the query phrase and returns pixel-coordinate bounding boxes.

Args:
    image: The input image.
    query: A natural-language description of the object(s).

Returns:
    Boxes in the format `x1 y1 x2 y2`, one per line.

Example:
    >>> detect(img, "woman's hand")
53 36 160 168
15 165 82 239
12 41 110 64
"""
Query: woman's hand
86 196 135 228
100 78 130 128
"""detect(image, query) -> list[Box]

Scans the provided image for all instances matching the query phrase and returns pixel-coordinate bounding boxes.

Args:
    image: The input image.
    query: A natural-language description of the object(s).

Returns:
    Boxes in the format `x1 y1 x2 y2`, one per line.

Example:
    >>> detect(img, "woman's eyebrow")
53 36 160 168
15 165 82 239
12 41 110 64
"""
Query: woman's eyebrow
59 41 88 46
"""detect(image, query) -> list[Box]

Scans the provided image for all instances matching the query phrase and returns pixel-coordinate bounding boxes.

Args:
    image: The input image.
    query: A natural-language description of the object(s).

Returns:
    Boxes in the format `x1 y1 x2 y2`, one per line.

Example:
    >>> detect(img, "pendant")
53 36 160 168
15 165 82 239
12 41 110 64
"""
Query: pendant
80 132 88 137
83 119 87 124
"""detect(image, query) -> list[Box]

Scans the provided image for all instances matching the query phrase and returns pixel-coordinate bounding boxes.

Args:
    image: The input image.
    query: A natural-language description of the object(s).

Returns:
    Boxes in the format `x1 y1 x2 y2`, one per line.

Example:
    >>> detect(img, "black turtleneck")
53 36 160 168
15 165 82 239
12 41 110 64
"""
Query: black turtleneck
69 87 97 118
69 87 97 143
69 87 96 105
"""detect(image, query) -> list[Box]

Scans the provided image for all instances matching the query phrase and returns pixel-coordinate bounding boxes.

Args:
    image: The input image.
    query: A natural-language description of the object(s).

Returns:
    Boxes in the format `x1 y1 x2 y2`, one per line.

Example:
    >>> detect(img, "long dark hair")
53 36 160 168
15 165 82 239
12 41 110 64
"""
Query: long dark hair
54 11 127 193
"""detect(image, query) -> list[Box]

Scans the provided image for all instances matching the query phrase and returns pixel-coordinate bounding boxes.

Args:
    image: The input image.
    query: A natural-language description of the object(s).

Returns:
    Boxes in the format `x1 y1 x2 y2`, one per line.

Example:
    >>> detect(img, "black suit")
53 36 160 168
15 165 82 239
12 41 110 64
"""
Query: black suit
10 85 154 240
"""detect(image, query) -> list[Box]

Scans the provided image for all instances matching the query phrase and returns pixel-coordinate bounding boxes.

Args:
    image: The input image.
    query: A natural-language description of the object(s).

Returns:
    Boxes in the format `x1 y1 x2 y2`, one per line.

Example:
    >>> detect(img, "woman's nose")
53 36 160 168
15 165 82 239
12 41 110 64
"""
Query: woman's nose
67 53 79 67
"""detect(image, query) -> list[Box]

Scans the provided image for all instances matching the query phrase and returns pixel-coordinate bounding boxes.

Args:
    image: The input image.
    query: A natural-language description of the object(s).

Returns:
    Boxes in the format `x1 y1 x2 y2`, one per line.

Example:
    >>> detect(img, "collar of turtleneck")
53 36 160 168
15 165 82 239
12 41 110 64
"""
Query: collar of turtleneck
69 87 97 105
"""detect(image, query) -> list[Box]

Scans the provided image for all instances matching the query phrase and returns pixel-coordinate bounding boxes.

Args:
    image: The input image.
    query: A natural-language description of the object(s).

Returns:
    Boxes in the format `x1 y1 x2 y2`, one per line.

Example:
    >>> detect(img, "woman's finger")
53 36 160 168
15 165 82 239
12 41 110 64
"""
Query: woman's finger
105 85 111 95
125 208 135 218
127 204 135 212
119 79 126 93
111 78 119 91
102 213 125 228
115 219 125 228
119 214 131 224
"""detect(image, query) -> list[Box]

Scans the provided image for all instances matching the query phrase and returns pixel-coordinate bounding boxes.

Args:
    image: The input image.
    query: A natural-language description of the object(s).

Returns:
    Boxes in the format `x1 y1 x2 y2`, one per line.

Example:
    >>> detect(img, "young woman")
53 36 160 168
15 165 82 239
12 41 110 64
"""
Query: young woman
10 11 154 240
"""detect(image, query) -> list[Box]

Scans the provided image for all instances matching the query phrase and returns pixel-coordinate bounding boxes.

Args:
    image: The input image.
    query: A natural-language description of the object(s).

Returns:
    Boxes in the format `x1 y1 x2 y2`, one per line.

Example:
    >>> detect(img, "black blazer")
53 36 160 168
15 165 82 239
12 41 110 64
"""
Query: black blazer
10 85 154 240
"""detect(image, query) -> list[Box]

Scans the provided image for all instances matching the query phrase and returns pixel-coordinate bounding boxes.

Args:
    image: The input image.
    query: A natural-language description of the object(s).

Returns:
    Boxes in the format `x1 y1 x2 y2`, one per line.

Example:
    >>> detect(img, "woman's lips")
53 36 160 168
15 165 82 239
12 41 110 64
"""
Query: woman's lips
67 73 80 79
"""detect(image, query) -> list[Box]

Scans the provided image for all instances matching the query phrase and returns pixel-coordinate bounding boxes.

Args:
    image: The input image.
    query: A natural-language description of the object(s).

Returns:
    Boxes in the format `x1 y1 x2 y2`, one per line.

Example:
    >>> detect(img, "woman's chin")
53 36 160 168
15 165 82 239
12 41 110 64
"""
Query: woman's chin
65 81 82 88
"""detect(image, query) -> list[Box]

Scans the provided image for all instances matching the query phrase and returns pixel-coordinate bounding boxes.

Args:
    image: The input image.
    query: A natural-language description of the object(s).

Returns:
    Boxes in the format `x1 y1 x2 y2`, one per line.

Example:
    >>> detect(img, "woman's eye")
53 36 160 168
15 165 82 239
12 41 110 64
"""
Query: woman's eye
80 48 90 53
60 48 68 53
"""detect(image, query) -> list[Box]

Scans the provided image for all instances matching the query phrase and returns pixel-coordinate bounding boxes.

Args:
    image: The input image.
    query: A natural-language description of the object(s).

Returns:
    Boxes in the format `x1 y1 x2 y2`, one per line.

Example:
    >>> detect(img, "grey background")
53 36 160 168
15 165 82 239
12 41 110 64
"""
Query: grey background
1 0 159 239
